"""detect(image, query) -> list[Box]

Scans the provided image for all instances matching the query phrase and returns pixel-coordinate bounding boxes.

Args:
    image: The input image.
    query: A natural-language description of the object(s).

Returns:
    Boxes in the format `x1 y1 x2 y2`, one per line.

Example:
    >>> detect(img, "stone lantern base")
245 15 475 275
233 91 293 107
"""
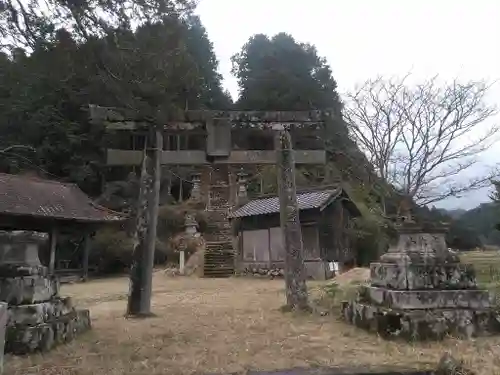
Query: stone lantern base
341 222 500 340
341 296 499 341
0 231 91 354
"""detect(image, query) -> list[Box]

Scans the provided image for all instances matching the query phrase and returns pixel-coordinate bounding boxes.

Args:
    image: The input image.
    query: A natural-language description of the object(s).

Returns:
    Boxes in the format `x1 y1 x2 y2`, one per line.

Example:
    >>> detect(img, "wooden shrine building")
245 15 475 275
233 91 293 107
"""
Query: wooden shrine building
89 106 330 277
0 173 125 280
229 187 361 280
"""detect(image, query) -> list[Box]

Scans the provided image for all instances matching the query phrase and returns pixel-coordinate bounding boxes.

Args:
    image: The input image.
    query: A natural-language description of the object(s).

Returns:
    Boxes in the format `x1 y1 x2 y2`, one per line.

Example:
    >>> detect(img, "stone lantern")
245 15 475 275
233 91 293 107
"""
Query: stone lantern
190 173 202 201
341 220 500 340
0 230 91 354
0 230 47 268
236 169 248 205
178 213 199 275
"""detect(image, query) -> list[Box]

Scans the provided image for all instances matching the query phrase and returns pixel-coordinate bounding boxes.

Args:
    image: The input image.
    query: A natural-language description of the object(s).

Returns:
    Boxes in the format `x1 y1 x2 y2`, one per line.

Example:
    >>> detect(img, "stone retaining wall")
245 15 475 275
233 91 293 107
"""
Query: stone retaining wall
237 261 332 280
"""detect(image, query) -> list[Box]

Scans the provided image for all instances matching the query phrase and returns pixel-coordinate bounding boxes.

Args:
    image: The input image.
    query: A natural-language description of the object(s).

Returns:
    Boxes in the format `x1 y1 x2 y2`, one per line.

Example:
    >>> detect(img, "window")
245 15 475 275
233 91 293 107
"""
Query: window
242 230 270 262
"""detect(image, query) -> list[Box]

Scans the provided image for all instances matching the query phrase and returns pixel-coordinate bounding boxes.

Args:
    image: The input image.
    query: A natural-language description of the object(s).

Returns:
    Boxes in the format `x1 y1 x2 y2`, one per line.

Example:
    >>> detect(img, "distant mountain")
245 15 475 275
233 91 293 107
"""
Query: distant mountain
418 204 499 250
437 208 467 219
450 203 500 247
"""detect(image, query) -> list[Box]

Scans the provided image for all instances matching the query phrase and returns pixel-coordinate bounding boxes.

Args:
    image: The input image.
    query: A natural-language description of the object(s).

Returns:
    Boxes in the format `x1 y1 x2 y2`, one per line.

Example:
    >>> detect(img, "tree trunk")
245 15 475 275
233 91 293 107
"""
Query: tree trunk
275 130 309 311
126 128 162 316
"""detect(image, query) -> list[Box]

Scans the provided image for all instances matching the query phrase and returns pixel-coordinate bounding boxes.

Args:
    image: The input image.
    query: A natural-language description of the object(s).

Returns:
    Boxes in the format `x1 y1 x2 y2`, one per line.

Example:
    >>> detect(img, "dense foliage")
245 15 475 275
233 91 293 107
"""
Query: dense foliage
1 1 472 269
0 2 229 194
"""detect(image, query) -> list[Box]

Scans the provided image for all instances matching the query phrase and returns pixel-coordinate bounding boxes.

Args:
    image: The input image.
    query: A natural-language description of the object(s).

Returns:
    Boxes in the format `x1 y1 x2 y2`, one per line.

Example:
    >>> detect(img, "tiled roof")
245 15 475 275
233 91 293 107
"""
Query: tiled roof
229 189 341 219
0 173 126 223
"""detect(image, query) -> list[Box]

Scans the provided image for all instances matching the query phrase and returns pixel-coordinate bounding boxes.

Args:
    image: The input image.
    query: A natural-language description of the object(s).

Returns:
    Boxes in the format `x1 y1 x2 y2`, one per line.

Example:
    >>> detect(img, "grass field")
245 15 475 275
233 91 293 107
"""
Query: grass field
460 250 500 285
5 269 500 375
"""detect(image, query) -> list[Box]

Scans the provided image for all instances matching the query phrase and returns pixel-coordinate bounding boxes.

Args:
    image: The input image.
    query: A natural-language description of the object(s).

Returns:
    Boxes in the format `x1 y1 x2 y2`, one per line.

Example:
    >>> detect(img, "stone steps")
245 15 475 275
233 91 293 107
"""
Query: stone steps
203 247 235 278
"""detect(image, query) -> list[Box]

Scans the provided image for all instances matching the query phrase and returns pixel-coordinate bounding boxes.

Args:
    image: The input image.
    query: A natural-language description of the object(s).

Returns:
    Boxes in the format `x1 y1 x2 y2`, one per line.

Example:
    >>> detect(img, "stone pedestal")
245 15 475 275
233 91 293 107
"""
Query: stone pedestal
341 222 500 340
0 231 91 354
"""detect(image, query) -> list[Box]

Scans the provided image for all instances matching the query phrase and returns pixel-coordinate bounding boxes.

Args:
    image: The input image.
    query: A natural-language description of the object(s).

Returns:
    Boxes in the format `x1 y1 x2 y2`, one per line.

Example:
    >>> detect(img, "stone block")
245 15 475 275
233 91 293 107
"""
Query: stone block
7 297 74 326
341 300 500 340
6 309 91 354
370 262 407 289
370 262 477 290
0 275 59 305
0 264 48 277
359 286 491 309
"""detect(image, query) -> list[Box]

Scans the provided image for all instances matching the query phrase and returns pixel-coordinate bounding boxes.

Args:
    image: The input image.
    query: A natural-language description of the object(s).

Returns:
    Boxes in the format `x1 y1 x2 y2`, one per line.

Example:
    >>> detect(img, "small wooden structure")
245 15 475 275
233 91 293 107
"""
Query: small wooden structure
229 186 361 280
0 173 125 280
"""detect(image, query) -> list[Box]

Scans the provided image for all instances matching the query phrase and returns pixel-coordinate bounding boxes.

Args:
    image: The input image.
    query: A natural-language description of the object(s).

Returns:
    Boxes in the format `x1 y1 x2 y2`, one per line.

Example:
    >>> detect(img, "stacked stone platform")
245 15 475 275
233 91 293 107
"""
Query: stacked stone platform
341 222 500 340
0 231 91 355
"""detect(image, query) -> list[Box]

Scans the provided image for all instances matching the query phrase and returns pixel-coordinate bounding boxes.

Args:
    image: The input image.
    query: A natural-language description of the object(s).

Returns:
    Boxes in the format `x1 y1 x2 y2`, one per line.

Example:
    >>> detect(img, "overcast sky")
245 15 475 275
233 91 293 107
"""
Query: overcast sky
196 0 500 210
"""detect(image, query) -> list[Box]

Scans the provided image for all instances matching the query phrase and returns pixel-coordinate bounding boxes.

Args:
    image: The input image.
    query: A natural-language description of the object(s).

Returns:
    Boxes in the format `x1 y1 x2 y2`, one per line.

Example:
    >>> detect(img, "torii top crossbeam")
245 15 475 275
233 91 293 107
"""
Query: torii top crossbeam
89 105 330 166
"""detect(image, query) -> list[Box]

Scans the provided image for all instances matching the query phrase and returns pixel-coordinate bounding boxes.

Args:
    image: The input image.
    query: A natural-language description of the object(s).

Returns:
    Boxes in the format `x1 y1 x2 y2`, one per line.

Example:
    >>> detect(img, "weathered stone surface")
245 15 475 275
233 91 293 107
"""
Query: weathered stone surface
238 262 332 280
380 229 460 265
5 309 91 354
370 262 477 290
7 297 73 326
342 222 500 341
342 300 500 340
90 104 333 124
0 230 92 356
239 266 285 278
0 302 7 374
0 275 59 305
359 286 490 310
0 264 49 278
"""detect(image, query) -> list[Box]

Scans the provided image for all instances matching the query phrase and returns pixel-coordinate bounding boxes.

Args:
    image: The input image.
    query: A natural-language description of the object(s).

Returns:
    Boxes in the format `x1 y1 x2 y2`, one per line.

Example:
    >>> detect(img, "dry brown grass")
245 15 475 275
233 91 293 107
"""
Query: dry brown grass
5 275 500 375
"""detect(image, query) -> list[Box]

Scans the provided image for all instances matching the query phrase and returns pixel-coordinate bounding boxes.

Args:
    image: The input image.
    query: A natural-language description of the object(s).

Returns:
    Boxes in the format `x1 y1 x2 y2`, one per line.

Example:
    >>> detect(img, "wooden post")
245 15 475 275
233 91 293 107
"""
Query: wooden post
144 128 162 303
126 127 163 317
48 227 58 275
82 232 91 282
127 142 153 316
179 251 185 274
179 174 183 201
0 302 7 374
275 129 309 311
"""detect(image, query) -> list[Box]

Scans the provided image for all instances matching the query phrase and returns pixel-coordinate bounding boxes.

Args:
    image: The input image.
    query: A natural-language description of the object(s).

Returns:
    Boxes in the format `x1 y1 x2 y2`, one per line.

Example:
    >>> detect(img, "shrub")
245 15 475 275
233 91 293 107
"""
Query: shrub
91 228 134 274
90 200 210 274
157 201 210 239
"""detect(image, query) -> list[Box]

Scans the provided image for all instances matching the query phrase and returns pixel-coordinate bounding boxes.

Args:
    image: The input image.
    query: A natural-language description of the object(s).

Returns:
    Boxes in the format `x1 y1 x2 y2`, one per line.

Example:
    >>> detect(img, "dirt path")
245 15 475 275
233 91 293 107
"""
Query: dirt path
5 275 500 375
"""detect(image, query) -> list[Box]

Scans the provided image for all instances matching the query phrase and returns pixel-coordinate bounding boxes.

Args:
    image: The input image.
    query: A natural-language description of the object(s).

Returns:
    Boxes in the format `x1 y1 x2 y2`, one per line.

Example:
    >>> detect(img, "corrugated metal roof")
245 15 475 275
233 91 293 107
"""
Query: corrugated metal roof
229 189 341 219
0 173 126 223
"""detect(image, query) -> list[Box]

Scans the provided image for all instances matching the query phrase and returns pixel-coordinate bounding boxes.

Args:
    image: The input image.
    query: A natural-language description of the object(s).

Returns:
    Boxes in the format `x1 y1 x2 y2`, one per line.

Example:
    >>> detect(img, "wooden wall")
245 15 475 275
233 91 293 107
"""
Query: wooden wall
318 198 356 264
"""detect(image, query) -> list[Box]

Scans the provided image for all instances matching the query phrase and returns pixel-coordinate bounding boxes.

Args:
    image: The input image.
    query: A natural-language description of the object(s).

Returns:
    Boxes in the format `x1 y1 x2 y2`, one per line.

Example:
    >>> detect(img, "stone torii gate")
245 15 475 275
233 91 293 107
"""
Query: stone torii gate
89 106 331 277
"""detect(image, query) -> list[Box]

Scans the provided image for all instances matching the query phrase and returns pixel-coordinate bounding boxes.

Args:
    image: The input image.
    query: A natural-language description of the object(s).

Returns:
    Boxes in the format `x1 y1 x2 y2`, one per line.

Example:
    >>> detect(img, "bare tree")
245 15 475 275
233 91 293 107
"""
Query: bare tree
490 180 500 203
343 74 499 206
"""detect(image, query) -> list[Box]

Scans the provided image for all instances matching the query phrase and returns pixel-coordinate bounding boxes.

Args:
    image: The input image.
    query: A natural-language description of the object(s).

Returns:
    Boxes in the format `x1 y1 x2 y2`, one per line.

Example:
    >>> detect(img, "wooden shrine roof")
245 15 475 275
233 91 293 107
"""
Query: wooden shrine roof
229 188 342 219
0 173 126 225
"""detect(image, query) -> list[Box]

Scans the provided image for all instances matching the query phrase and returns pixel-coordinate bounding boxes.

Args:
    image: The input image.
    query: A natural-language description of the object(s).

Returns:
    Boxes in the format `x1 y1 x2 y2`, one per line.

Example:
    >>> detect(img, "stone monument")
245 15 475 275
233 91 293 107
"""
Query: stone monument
341 221 500 340
178 214 199 275
0 230 91 354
